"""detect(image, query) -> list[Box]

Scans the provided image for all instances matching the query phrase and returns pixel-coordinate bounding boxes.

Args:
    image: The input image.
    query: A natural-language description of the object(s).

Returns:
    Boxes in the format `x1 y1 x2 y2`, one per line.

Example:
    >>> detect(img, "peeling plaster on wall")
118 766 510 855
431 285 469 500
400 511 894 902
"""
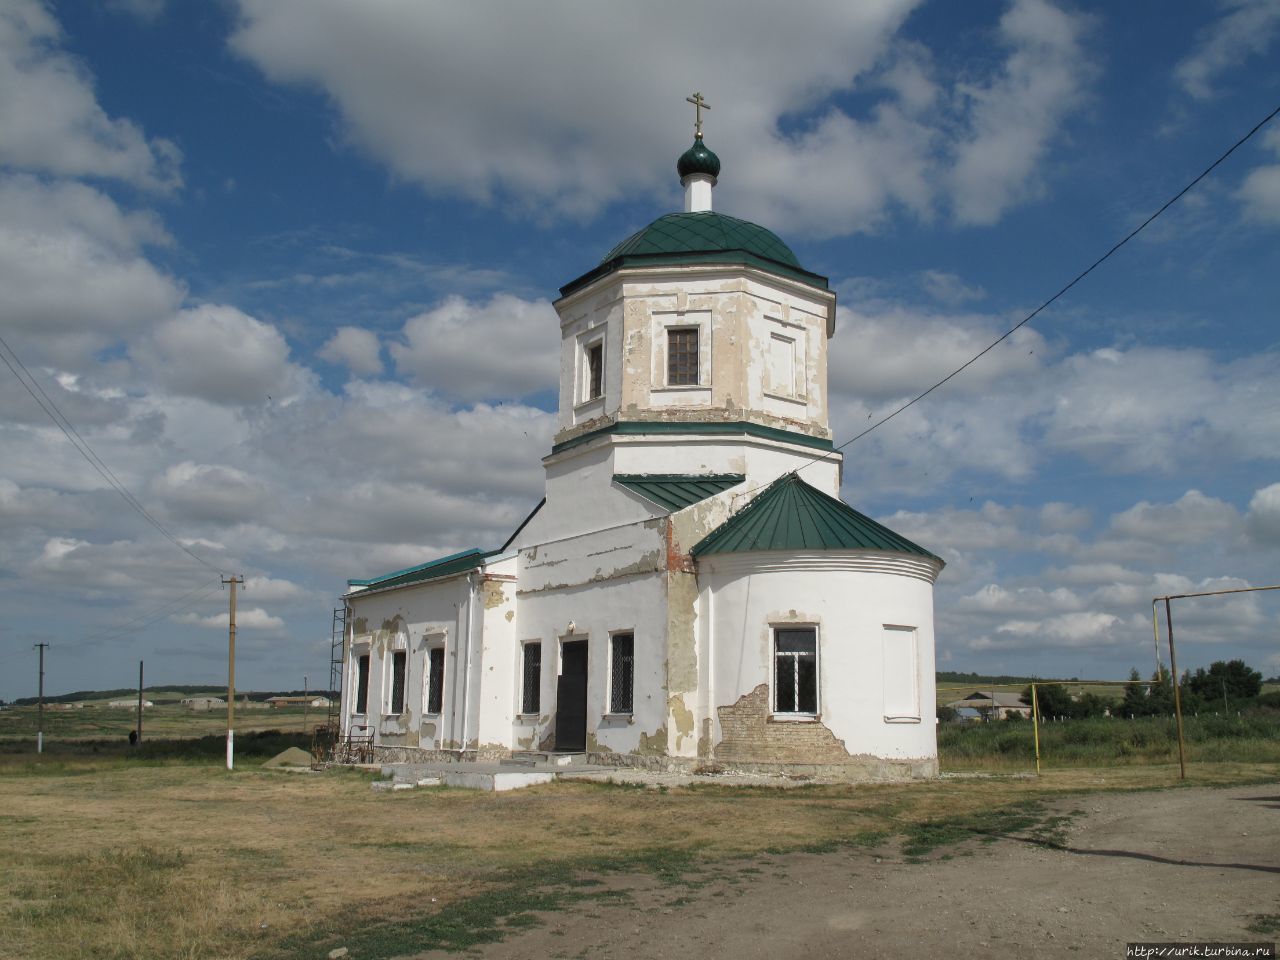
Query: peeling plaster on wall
668 695 696 752
505 610 515 622
537 727 557 752
481 581 506 609
665 571 699 693
352 617 368 634
715 684 852 764
516 550 664 596
636 724 668 755
422 723 436 739
516 731 535 750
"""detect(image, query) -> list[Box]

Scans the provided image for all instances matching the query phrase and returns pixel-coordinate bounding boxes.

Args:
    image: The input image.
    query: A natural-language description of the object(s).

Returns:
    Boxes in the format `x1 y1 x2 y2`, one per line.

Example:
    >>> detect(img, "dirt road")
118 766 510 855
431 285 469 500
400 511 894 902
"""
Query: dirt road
412 782 1280 960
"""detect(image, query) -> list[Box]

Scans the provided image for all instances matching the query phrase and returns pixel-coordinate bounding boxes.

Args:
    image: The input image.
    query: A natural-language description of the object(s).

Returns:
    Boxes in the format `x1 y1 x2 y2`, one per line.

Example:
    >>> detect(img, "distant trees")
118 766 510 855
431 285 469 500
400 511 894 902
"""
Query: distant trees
1118 660 1265 717
1119 668 1174 718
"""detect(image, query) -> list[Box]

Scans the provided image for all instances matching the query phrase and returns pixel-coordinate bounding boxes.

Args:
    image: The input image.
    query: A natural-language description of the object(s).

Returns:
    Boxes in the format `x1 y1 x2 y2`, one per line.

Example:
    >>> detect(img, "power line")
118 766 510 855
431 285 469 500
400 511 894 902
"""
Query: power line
798 101 1280 475
0 332 220 573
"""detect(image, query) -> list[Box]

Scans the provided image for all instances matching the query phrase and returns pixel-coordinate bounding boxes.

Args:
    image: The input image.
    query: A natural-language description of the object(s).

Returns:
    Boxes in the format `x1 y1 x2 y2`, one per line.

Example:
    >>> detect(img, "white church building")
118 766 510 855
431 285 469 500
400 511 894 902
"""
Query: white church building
338 111 945 779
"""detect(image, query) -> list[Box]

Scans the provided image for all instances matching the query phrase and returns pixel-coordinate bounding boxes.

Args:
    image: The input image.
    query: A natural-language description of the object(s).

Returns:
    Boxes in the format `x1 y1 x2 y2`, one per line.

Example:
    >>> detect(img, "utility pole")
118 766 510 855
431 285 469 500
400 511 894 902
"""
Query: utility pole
34 642 49 754
136 660 144 745
223 575 243 771
302 674 309 737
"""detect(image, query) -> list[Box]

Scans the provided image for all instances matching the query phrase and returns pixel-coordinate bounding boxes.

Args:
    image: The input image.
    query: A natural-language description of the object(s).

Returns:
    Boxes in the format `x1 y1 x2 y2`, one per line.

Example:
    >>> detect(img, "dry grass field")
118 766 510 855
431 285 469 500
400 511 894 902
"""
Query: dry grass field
0 697 322 744
3 753 1277 960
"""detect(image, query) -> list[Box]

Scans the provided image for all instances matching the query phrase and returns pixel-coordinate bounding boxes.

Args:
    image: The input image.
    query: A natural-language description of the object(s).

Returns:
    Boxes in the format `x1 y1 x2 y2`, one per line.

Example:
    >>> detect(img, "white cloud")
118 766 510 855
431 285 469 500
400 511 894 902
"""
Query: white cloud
829 303 1045 401
151 461 271 525
0 0 180 189
0 175 183 365
134 304 308 407
992 611 1122 648
1238 131 1280 224
318 326 383 377
390 294 559 402
1174 0 1280 100
1108 490 1242 546
175 607 284 630
920 270 986 306
230 0 1092 234
946 0 1093 224
957 583 1083 615
241 576 306 602
1245 482 1280 546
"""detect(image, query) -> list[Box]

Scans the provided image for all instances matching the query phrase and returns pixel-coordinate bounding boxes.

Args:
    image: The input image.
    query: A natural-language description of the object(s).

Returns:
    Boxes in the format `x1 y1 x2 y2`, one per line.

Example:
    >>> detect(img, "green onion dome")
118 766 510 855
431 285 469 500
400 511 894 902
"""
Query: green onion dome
677 137 721 179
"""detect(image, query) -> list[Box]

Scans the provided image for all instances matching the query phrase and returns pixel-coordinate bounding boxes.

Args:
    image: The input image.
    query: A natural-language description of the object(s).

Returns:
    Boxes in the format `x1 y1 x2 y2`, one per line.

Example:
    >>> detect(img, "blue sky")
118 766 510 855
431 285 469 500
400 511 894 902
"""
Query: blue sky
1 0 1278 700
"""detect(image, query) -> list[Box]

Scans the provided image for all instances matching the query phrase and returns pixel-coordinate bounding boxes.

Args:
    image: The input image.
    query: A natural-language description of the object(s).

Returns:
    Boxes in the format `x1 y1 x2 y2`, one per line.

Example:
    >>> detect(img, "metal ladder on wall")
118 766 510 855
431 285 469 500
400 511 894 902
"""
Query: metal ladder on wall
312 606 346 765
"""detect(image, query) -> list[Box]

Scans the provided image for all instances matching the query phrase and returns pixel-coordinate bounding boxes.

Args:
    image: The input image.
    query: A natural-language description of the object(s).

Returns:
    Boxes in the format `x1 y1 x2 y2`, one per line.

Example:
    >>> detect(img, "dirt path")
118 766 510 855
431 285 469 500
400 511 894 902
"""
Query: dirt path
410 782 1280 959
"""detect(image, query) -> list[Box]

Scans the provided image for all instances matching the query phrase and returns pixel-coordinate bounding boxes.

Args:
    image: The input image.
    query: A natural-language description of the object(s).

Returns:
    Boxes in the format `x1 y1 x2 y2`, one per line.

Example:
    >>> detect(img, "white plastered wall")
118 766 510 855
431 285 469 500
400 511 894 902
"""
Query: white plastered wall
698 551 941 763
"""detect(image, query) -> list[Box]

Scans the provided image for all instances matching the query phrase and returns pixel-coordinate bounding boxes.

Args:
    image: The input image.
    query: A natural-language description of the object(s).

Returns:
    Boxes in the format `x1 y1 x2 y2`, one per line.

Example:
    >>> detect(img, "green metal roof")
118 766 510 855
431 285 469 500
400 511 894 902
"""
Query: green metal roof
614 474 744 512
691 473 942 561
603 211 799 266
347 547 496 591
559 212 828 297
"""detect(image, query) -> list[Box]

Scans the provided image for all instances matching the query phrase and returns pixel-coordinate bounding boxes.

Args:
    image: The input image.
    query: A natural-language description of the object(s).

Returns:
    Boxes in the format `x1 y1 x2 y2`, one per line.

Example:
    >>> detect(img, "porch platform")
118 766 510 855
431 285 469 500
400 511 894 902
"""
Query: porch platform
377 753 615 792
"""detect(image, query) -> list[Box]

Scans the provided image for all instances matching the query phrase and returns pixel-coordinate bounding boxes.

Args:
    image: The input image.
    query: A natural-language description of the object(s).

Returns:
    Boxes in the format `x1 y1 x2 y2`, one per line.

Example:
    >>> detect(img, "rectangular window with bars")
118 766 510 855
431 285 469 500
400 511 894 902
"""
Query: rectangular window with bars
521 642 541 714
426 646 444 715
390 651 406 714
667 328 699 386
610 633 634 714
773 628 817 715
355 654 370 714
587 342 603 400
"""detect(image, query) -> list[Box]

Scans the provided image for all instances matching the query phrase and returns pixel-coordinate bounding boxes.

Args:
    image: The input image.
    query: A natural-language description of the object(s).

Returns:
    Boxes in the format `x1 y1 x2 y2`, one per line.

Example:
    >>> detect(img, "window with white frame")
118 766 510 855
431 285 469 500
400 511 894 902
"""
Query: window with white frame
355 654 370 714
773 627 817 715
666 328 699 386
882 625 920 721
609 632 634 714
521 642 541 715
389 650 407 715
425 646 445 715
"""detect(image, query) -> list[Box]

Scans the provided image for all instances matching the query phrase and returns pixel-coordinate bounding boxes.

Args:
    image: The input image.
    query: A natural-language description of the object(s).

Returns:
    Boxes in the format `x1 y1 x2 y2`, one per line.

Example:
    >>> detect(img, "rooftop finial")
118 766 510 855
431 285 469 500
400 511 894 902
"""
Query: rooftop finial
686 91 710 139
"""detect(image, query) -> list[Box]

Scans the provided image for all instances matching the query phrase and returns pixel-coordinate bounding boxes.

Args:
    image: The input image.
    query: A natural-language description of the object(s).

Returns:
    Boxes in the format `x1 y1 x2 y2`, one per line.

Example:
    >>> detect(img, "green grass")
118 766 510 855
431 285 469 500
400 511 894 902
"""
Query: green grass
940 710 1280 769
1246 914 1280 935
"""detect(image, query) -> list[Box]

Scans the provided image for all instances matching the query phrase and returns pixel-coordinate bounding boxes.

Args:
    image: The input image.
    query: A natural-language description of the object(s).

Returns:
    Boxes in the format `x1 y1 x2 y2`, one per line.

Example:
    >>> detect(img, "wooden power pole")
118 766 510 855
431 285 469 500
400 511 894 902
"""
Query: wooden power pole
34 642 49 754
223 575 243 770
136 660 144 745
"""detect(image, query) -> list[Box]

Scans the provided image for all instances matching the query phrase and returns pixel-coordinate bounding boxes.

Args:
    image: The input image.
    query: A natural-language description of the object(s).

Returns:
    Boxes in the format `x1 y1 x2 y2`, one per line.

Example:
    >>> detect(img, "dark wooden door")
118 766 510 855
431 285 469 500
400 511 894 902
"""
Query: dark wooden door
555 640 588 752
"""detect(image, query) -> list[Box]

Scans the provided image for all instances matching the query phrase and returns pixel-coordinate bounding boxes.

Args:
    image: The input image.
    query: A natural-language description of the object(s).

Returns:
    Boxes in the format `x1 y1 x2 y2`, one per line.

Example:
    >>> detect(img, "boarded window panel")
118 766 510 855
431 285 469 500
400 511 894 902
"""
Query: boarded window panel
427 647 445 715
390 651 407 714
667 329 699 385
769 334 795 396
882 626 919 719
355 654 370 714
522 643 541 714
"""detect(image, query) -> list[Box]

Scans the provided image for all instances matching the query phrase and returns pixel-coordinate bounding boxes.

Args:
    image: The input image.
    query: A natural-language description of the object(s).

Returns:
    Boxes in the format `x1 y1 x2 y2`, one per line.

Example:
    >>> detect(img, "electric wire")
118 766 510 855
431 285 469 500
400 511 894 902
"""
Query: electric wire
796 101 1280 476
0 332 220 573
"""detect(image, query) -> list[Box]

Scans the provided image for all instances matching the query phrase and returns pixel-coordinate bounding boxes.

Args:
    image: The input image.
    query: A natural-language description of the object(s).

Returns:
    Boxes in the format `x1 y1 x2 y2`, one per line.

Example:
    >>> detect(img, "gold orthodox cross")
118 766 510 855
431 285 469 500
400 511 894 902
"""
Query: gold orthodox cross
686 92 710 137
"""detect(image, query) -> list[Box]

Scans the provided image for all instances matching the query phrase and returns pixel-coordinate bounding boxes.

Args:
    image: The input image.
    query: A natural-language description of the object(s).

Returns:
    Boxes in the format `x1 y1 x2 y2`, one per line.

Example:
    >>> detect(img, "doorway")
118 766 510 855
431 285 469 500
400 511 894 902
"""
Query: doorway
555 639 588 752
